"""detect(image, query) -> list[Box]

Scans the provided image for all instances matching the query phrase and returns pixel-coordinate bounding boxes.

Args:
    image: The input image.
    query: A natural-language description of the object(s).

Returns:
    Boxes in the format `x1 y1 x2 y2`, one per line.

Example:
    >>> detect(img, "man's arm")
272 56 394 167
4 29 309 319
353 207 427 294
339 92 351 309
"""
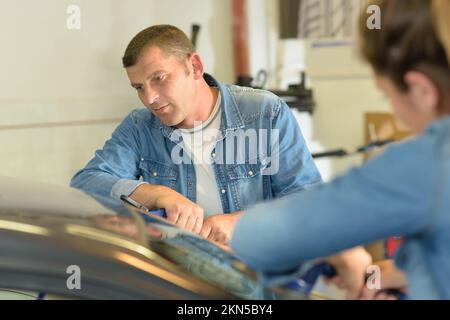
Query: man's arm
71 112 204 232
230 137 434 273
70 113 145 213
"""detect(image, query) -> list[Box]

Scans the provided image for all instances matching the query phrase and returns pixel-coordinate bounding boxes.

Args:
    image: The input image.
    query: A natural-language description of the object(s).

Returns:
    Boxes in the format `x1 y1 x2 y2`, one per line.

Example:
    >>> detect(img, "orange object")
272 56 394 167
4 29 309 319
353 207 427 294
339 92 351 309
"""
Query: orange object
232 0 250 78
386 236 405 258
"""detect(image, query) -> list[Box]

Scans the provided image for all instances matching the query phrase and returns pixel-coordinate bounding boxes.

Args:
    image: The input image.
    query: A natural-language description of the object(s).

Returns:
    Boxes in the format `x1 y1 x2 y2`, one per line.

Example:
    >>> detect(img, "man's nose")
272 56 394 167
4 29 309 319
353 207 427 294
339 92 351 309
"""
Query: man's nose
142 87 159 106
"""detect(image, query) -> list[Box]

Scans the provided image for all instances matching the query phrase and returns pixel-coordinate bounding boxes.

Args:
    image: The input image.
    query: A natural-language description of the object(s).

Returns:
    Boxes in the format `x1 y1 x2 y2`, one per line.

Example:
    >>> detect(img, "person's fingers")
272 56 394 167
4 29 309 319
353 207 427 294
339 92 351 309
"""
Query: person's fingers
175 211 189 229
192 216 203 234
374 292 390 300
207 228 216 241
184 215 196 232
200 222 212 239
145 226 163 238
214 231 226 245
327 276 341 287
333 277 345 289
211 240 232 252
195 207 204 224
223 234 230 245
166 209 179 224
192 208 204 234
360 287 379 300
346 282 364 300
351 274 368 299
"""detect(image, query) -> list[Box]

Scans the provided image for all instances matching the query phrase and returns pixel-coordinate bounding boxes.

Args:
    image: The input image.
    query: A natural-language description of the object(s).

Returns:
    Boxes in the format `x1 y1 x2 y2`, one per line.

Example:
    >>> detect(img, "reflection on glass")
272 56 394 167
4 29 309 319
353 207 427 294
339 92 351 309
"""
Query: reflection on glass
135 212 271 299
92 209 299 300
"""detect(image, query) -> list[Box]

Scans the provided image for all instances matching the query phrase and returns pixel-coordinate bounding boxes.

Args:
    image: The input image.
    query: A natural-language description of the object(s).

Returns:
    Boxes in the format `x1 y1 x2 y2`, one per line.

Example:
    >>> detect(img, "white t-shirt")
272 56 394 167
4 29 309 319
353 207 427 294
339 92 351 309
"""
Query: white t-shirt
179 91 223 217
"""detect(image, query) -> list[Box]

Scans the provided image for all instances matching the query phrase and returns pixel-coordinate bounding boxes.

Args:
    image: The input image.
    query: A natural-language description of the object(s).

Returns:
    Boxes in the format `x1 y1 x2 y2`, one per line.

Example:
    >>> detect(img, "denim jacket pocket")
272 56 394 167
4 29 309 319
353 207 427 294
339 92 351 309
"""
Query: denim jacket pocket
226 157 270 210
227 157 269 180
139 158 178 189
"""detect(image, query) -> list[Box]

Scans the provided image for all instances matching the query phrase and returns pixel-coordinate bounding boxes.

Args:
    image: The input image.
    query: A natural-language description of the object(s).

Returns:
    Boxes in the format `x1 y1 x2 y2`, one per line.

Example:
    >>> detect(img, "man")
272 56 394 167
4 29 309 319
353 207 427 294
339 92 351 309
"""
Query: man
71 25 321 243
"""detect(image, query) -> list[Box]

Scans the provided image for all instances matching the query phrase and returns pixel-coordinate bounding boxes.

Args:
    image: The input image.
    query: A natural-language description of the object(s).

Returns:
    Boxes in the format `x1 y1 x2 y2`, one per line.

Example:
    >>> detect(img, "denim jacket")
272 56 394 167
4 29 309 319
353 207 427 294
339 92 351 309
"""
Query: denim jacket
231 116 450 299
71 74 321 214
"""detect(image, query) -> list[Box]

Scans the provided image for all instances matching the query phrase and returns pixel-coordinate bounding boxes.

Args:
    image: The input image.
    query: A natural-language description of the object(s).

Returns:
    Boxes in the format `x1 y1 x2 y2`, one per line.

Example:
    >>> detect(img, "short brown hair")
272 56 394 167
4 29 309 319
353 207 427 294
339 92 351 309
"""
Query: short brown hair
359 0 450 91
122 24 194 68
432 0 450 66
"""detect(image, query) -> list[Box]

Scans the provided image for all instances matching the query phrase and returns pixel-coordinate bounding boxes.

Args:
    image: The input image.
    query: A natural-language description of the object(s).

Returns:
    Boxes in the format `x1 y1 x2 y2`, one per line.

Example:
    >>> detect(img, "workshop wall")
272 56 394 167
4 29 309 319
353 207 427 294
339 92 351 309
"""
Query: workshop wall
0 0 234 186
247 0 391 180
1 0 391 187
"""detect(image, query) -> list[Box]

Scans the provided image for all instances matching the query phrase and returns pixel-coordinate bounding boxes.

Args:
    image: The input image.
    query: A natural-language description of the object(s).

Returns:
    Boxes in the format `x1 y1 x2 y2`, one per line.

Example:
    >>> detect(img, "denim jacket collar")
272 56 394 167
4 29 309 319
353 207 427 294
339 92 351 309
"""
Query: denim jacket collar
204 73 246 135
426 114 450 134
149 73 245 143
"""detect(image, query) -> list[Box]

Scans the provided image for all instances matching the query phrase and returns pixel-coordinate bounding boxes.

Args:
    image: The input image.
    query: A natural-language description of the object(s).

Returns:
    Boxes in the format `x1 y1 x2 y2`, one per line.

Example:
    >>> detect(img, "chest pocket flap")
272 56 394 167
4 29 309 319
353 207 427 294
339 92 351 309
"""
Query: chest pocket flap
227 157 270 180
139 159 178 180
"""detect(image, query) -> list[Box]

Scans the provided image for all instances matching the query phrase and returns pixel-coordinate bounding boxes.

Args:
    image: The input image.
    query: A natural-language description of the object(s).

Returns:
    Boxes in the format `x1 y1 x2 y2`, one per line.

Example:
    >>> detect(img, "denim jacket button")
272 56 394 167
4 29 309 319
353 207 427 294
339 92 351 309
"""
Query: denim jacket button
248 170 254 177
152 172 158 177
221 189 226 194
211 152 216 158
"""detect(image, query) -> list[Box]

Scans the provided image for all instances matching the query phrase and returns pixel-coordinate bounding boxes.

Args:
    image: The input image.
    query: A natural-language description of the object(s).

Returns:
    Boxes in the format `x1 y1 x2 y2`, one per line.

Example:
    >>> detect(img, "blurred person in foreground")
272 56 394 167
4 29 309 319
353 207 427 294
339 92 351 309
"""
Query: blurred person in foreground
231 0 450 300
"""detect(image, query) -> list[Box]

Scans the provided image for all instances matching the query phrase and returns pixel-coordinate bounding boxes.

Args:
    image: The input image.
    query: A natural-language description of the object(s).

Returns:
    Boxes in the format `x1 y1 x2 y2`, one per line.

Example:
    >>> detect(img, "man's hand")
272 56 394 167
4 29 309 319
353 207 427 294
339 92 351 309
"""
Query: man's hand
199 211 242 245
325 246 373 299
360 259 408 300
130 184 204 234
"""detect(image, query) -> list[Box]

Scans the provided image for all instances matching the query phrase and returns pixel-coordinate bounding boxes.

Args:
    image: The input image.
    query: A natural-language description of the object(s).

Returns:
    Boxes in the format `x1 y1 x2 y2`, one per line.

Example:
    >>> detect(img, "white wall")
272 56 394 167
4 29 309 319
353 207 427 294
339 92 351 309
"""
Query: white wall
310 77 391 176
0 0 234 186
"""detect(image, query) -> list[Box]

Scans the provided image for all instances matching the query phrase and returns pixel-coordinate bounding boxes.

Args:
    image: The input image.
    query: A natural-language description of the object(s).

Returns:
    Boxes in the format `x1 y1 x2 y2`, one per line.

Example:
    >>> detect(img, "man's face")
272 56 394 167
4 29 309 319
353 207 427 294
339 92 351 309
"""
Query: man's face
126 46 196 127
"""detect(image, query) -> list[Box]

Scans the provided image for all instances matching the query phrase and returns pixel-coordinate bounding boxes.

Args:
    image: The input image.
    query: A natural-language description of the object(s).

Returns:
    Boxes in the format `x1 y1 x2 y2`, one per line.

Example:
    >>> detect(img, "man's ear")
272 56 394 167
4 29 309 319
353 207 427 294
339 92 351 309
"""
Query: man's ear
189 53 204 80
404 71 439 115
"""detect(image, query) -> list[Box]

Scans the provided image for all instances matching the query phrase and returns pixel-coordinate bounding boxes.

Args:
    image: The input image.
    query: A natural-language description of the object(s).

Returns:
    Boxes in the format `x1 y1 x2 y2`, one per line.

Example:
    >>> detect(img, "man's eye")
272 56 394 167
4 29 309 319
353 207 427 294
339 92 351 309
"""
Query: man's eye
134 87 142 91
154 74 166 82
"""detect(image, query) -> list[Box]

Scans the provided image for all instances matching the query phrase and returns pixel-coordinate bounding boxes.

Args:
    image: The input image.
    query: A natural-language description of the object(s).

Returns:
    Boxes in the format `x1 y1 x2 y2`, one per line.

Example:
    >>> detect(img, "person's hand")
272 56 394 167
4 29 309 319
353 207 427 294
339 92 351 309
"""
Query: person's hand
199 211 242 245
360 259 408 300
130 184 204 233
325 246 373 299
155 190 204 233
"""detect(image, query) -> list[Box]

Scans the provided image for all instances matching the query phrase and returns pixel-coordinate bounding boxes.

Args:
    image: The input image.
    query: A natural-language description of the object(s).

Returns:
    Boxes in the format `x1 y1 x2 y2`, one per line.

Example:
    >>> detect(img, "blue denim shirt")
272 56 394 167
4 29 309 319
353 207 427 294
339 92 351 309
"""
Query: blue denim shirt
71 74 321 214
231 115 450 299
